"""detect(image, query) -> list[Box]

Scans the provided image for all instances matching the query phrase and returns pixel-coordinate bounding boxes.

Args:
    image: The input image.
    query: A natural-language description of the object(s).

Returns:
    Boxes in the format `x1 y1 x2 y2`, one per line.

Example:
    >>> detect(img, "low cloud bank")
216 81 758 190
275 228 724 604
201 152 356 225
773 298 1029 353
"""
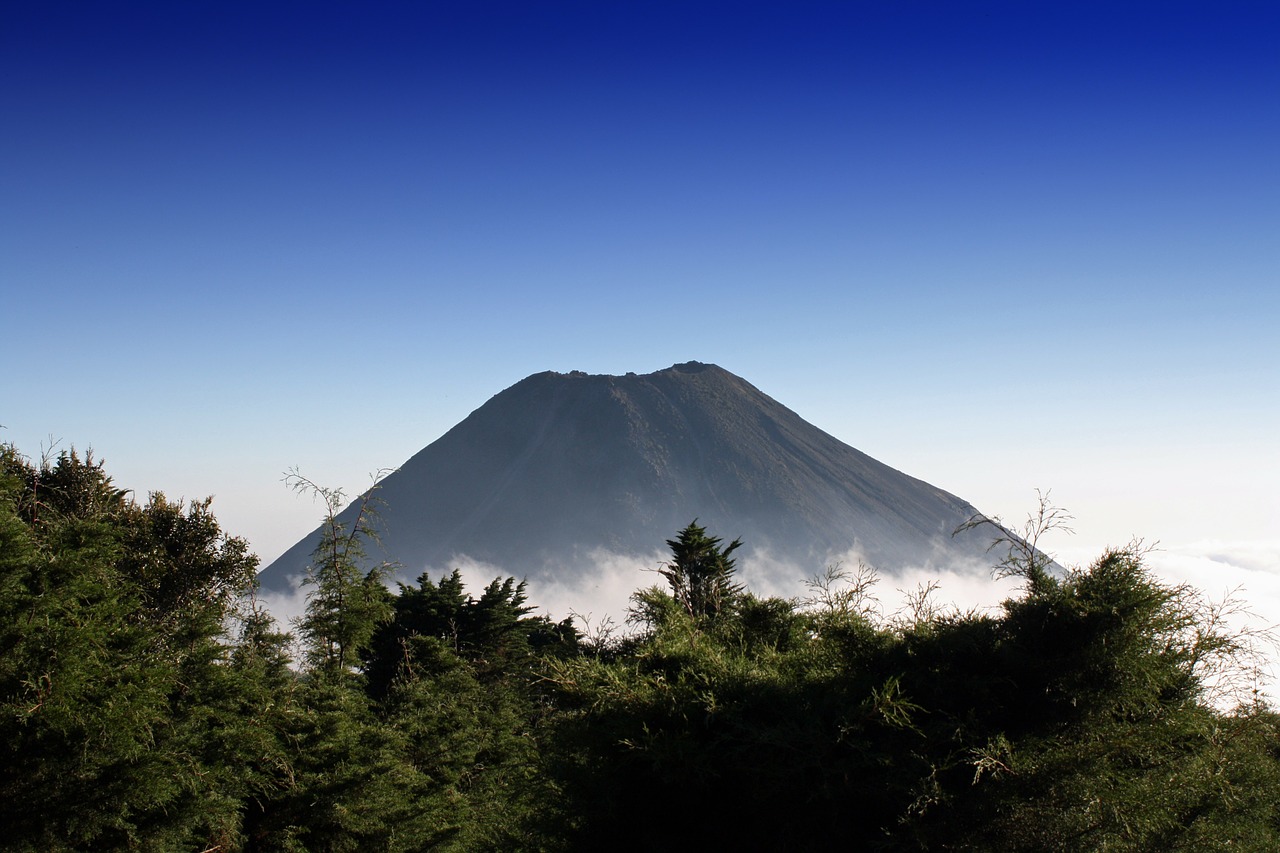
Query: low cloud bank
1146 539 1280 642
256 538 1030 636
255 538 1280 701
1146 540 1280 596
523 537 1028 628
1056 539 1280 636
254 550 673 641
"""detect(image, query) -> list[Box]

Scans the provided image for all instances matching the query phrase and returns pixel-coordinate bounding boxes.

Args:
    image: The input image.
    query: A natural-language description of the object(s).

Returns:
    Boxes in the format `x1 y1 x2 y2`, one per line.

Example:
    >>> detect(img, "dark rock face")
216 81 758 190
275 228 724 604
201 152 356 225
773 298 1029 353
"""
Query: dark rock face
260 362 997 590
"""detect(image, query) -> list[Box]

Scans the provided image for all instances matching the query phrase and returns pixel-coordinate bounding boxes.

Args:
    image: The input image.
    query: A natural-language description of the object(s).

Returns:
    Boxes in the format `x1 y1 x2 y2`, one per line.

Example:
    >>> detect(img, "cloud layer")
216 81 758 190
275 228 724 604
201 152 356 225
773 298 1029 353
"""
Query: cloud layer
256 537 1280 704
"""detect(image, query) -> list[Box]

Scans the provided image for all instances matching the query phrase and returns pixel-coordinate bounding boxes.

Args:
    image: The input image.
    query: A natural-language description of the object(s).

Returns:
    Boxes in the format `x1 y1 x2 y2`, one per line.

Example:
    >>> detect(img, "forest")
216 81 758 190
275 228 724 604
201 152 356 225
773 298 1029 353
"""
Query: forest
3 443 1279 851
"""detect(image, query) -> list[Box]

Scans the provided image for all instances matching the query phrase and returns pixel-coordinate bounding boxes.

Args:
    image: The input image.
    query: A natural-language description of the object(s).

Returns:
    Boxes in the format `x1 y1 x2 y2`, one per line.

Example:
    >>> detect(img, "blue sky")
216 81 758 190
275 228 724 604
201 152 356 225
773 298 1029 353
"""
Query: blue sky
3 2 1277 616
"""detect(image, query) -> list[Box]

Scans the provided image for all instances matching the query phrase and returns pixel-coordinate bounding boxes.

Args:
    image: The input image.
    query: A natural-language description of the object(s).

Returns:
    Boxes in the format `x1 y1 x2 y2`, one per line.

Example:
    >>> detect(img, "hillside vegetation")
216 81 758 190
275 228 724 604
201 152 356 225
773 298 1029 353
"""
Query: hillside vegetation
3 443 1278 851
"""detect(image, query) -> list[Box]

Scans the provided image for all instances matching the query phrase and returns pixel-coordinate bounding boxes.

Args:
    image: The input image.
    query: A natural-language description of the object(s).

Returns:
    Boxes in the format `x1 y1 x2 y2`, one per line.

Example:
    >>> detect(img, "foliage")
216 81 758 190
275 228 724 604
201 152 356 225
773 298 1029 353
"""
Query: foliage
119 492 259 623
363 568 578 699
3 443 1278 850
287 470 396 678
955 488 1074 594
0 443 273 850
656 519 744 621
544 521 1280 850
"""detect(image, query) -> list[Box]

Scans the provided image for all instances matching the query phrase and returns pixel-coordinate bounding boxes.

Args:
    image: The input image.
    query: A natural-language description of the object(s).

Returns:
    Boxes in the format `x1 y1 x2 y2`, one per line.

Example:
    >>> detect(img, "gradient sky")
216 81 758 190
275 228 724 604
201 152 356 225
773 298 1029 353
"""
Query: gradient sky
3 2 1277 620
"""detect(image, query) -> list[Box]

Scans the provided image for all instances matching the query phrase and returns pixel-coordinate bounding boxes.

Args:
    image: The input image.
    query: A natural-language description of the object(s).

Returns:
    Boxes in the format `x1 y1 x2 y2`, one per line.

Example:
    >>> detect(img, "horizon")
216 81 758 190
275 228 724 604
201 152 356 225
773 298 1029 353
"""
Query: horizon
4 3 1276 632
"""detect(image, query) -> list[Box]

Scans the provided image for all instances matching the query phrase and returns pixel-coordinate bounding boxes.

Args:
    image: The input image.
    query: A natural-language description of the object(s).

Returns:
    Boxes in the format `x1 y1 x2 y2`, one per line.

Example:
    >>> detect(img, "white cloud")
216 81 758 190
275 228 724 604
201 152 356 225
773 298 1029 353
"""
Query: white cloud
254 572 310 634
253 537 1280 705
1053 539 1280 637
522 548 667 631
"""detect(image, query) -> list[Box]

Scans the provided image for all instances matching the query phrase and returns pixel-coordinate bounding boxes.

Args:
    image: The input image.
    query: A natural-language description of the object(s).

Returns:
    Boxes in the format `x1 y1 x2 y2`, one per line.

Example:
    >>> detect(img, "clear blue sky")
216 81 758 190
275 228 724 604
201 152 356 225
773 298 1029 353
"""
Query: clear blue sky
3 2 1277 606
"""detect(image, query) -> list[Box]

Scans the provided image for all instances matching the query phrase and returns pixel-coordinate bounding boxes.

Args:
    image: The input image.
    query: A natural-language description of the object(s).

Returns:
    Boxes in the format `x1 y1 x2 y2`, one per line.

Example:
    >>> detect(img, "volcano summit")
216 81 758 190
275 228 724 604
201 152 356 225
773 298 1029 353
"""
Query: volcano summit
261 362 999 592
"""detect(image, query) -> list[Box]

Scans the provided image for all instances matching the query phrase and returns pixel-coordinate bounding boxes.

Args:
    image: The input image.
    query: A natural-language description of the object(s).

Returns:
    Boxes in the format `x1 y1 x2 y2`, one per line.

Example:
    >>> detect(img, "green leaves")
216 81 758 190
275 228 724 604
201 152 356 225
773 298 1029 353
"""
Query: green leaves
119 492 259 622
0 443 268 850
546 525 1280 850
289 471 395 678
658 519 744 621
4 446 1278 851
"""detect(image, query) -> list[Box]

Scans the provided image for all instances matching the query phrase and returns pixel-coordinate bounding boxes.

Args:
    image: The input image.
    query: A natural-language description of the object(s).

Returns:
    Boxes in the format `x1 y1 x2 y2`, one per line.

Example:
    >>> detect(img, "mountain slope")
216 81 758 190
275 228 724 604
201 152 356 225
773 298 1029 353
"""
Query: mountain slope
260 362 998 590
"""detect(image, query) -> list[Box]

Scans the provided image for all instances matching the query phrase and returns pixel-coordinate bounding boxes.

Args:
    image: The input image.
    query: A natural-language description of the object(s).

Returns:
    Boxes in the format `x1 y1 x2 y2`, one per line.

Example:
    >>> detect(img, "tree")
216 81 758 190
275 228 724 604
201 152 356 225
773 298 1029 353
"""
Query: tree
0 442 274 850
288 470 395 678
363 569 578 699
658 520 743 620
119 492 259 625
955 487 1074 595
545 512 1280 850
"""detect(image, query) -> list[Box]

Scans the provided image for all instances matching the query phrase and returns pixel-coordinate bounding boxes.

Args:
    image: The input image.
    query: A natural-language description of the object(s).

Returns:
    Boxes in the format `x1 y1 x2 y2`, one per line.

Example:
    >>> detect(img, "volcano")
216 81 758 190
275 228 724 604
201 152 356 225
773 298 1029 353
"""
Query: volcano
260 362 1000 591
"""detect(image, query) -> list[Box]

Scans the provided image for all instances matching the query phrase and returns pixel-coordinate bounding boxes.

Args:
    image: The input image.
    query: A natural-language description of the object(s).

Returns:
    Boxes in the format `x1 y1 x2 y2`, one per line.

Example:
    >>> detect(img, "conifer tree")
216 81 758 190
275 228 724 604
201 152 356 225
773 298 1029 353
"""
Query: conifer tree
0 444 270 850
659 519 743 620
288 471 394 678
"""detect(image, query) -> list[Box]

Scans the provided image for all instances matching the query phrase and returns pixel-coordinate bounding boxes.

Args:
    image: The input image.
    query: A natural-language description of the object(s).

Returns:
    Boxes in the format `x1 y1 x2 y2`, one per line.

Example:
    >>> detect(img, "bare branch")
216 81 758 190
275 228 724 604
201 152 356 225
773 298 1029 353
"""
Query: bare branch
956 489 1073 591
803 560 882 623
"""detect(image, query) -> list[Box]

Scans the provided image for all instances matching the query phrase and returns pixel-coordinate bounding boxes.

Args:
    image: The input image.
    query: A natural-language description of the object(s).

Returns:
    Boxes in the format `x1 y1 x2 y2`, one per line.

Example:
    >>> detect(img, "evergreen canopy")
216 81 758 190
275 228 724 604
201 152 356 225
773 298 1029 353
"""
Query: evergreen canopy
2 441 1277 851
